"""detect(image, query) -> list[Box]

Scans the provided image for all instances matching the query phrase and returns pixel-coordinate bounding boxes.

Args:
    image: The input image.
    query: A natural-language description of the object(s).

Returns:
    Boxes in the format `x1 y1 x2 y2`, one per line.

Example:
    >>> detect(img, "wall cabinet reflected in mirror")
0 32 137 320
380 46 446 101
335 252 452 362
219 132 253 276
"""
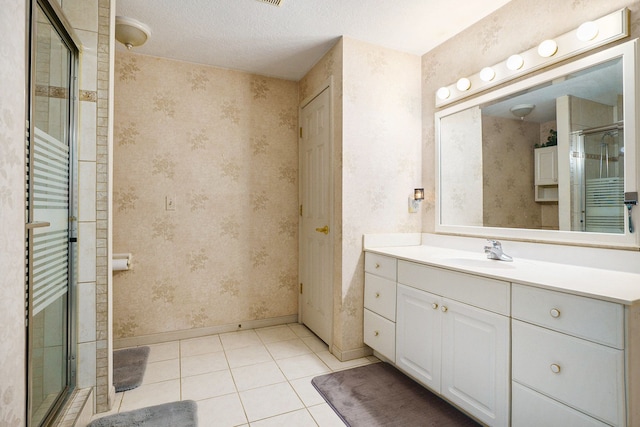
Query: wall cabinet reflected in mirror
436 40 639 248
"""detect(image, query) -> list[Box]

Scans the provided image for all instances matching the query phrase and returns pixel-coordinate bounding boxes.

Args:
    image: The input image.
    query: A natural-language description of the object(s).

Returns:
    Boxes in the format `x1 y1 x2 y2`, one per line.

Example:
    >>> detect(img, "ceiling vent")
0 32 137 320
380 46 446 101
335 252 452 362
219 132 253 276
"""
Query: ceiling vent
257 0 283 6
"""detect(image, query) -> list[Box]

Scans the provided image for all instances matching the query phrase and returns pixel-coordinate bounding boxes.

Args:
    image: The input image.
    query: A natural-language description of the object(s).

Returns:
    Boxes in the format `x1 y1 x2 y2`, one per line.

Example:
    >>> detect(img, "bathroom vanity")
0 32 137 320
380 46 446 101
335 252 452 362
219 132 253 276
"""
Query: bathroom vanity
363 236 640 427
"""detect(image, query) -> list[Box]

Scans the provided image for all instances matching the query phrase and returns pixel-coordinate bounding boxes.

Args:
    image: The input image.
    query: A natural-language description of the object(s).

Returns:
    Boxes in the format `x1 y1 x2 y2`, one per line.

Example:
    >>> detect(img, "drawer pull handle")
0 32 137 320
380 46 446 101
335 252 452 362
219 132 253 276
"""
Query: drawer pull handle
550 364 561 374
375 263 380 269
432 303 439 309
441 306 448 313
550 308 561 318
375 292 380 298
374 331 380 336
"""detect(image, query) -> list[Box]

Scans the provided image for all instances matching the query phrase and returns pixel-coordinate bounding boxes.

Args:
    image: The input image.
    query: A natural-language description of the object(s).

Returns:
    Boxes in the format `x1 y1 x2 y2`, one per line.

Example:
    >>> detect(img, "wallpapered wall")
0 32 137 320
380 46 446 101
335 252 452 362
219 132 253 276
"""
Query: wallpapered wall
299 38 422 356
113 51 299 339
421 0 640 233
0 2 27 425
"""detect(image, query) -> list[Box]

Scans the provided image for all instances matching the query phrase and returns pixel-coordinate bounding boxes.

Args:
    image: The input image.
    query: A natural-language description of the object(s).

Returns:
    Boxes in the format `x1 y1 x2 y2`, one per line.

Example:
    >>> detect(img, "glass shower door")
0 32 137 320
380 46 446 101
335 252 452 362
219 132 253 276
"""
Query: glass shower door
27 2 77 424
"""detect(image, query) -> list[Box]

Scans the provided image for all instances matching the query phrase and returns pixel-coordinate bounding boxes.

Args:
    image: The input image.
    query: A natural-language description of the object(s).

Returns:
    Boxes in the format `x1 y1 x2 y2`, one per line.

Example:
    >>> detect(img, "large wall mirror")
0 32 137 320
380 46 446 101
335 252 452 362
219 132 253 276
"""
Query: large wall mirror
435 39 640 248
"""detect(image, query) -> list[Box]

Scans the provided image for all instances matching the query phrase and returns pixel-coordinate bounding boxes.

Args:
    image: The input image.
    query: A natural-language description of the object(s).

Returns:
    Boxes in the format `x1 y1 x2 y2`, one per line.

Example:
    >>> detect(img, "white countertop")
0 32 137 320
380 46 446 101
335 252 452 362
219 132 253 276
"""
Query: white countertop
366 245 640 305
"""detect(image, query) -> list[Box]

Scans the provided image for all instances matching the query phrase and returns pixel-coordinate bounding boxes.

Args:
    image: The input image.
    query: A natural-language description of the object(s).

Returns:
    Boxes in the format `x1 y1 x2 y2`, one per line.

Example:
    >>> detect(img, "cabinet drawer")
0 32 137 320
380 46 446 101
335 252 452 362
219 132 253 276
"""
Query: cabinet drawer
397 260 510 315
363 309 395 362
364 252 396 280
364 273 396 321
512 284 624 348
512 382 610 427
512 320 625 426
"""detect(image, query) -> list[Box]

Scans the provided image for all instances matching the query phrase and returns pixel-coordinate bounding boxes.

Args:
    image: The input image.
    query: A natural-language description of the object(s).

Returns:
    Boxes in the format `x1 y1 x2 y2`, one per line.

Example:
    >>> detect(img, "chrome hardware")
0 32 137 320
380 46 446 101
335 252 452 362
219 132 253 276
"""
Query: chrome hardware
25 221 51 230
441 306 448 313
375 292 380 298
484 239 513 262
374 331 379 336
315 225 329 234
550 364 561 374
550 308 561 318
432 303 439 309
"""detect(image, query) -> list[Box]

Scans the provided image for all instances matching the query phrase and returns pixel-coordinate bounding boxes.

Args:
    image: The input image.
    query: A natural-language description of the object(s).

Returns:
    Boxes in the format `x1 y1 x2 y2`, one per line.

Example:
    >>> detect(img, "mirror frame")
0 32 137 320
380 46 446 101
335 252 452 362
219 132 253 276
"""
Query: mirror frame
435 39 640 249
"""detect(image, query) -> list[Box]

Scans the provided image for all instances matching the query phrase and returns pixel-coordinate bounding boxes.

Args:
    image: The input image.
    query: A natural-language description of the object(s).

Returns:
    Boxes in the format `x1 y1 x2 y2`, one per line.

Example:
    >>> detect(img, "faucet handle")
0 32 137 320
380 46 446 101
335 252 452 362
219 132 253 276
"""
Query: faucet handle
486 239 501 248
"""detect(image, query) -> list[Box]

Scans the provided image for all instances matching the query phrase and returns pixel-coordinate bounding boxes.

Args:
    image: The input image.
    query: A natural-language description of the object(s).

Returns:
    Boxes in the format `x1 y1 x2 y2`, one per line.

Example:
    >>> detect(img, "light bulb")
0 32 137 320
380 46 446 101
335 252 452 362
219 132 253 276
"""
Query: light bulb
577 21 599 41
436 87 450 100
538 40 558 58
456 78 471 91
506 54 524 71
479 67 496 82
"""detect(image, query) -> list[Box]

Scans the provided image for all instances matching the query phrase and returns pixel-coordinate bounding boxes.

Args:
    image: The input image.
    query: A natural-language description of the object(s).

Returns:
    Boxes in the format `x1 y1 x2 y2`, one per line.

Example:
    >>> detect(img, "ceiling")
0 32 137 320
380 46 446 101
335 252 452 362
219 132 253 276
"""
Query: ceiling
115 0 513 81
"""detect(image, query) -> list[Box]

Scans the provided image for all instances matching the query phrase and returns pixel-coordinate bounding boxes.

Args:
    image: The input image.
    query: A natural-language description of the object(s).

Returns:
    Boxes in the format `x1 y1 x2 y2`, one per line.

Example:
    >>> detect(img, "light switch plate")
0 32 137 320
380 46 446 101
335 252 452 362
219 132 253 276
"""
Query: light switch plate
165 195 176 211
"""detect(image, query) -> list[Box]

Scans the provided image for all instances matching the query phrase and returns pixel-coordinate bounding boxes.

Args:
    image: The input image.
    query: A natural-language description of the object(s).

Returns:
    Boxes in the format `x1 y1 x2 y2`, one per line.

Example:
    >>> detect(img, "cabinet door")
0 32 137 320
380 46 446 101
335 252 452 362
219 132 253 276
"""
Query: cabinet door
441 298 510 427
535 146 558 185
396 284 441 391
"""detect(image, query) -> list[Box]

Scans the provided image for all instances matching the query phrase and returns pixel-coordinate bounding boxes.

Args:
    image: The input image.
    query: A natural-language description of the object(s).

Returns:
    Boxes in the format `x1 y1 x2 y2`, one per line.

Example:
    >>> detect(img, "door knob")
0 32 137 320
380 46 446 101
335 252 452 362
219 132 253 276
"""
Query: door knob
315 225 329 234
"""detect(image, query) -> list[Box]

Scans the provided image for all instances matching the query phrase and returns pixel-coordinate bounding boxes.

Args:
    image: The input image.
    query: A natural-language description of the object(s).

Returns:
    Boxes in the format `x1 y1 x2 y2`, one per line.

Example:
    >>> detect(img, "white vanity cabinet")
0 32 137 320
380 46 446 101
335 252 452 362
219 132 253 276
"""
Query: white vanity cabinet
396 261 510 427
512 284 626 426
363 253 397 362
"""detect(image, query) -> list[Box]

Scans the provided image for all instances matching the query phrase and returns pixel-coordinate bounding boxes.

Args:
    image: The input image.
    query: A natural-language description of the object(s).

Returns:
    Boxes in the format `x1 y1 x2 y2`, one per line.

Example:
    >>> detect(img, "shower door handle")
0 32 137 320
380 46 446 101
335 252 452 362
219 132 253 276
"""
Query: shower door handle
25 221 51 230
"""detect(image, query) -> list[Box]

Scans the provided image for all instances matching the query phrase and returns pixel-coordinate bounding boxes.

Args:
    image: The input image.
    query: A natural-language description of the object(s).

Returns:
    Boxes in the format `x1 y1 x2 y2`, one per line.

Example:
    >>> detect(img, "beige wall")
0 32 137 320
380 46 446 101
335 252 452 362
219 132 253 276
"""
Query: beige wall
421 0 640 233
112 51 300 340
482 116 541 229
0 2 27 425
300 37 422 358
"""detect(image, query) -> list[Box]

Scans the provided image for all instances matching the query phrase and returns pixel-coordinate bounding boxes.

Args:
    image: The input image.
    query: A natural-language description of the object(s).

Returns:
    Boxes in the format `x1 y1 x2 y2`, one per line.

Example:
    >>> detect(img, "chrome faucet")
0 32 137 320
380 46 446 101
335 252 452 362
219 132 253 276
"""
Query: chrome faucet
484 239 513 262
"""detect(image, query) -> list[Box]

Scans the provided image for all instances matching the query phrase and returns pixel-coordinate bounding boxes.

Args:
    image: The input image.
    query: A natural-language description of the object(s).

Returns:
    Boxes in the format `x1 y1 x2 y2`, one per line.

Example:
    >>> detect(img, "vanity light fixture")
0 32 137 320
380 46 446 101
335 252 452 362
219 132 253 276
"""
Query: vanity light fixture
577 21 599 41
435 8 629 107
538 39 558 57
479 67 496 82
436 86 450 100
506 54 525 71
456 78 471 91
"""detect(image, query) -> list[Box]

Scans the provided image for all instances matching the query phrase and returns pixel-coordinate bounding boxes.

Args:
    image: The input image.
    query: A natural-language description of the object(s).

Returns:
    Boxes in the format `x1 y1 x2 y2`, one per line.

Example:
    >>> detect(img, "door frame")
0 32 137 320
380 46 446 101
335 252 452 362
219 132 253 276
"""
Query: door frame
298 77 335 349
26 0 80 424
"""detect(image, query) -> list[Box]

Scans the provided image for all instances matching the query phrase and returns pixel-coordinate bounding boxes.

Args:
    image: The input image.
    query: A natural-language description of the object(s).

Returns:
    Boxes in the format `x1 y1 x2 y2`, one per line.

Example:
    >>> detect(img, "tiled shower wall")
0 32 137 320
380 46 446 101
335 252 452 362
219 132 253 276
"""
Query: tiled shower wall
60 0 112 413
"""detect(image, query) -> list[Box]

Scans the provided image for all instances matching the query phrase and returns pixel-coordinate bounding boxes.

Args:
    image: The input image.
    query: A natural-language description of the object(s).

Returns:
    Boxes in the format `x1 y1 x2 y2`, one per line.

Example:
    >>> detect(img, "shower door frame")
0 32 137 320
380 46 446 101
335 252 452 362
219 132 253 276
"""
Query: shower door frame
26 0 80 424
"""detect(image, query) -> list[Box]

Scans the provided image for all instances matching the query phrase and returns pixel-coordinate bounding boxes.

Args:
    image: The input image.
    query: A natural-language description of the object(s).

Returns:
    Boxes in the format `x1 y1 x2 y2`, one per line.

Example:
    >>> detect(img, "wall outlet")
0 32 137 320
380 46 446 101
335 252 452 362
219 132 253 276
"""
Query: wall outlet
165 195 176 211
408 197 419 213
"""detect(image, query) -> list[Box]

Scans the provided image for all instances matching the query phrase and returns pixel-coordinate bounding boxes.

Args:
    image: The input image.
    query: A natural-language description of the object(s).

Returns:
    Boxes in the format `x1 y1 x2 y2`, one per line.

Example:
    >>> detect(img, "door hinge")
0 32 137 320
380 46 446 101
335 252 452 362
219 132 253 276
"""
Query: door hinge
299 204 303 216
299 283 303 294
299 127 302 138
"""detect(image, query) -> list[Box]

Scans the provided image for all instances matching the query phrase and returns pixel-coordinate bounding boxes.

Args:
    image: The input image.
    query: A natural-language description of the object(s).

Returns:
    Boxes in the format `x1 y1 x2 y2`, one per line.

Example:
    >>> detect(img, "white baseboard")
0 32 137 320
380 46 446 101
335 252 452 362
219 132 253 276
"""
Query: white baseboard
113 314 299 349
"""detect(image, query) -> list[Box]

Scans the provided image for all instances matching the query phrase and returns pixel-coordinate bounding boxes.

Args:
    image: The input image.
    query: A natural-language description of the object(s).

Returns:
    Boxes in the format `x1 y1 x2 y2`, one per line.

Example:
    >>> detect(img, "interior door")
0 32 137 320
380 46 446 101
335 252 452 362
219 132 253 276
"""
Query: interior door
27 1 78 424
299 86 333 344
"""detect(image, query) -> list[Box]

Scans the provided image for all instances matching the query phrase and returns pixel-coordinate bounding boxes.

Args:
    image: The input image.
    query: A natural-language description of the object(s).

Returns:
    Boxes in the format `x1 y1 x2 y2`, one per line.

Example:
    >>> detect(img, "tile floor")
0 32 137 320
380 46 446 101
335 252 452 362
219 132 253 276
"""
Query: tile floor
90 323 378 426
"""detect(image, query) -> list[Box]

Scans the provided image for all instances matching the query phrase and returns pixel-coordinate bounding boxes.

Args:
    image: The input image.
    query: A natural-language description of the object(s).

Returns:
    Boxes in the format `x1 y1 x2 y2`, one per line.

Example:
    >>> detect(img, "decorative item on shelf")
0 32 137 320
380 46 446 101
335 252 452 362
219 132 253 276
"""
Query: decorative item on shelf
535 129 558 148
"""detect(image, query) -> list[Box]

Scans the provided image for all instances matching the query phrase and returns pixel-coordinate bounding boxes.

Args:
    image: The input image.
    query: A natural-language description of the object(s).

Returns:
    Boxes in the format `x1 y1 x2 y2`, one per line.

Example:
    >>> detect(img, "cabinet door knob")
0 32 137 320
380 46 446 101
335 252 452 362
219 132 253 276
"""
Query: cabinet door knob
550 364 561 374
374 263 380 269
550 308 561 318
374 330 380 336
441 306 448 313
375 292 380 298
432 303 439 309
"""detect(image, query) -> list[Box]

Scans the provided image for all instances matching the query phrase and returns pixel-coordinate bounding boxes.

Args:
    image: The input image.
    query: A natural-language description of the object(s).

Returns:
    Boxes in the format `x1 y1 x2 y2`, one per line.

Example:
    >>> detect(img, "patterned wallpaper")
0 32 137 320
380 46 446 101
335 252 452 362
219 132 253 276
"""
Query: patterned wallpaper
482 116 542 229
422 0 640 233
113 51 299 339
300 37 422 355
0 2 27 425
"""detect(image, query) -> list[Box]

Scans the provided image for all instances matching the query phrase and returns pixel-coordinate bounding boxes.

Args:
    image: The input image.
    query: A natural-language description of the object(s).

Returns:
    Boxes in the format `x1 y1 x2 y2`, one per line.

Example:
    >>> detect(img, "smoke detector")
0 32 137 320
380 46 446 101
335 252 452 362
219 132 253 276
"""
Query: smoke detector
257 0 283 6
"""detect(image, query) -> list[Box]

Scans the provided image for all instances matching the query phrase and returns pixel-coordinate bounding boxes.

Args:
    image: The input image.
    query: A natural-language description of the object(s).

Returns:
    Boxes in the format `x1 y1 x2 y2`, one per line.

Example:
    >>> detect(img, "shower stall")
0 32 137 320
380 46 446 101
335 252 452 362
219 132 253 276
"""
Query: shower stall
570 123 625 233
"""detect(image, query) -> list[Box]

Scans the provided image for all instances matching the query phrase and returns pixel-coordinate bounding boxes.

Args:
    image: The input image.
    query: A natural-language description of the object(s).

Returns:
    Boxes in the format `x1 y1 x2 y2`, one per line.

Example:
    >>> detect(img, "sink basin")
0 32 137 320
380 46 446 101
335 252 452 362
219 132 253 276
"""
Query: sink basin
441 258 516 269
